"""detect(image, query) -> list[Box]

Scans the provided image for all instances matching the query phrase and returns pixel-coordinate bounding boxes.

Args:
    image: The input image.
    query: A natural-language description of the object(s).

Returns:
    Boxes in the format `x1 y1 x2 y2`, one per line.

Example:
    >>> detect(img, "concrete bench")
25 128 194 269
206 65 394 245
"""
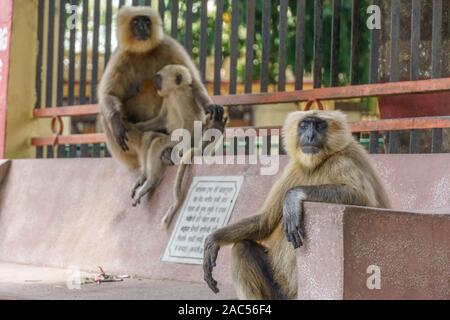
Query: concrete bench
0 155 448 299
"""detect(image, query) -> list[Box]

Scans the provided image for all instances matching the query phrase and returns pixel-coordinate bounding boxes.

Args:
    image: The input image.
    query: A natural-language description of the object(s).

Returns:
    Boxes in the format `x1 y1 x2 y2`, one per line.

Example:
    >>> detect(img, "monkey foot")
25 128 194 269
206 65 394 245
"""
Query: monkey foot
131 175 147 200
131 180 158 207
161 148 174 166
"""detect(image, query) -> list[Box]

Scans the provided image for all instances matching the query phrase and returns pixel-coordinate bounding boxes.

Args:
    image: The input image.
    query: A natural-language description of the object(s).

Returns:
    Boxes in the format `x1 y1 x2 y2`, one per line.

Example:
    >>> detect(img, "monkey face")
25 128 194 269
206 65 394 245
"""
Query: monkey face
117 6 163 53
131 15 152 41
155 65 193 96
298 117 328 154
283 111 351 168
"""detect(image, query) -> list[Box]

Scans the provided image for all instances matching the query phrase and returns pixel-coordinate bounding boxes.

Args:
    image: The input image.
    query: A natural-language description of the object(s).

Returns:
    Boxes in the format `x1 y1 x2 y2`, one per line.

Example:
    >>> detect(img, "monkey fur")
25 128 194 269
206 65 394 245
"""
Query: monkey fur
203 110 391 300
134 65 205 136
99 6 223 171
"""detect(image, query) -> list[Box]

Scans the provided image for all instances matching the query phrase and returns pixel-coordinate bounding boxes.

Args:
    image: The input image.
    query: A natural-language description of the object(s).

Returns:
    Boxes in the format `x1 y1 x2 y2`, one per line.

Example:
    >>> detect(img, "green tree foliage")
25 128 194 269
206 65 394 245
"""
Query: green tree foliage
171 0 372 88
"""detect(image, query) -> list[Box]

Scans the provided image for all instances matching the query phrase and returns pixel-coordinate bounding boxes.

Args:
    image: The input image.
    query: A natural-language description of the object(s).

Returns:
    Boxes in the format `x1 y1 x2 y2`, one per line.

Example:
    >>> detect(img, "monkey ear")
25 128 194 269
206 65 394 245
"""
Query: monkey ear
175 74 183 85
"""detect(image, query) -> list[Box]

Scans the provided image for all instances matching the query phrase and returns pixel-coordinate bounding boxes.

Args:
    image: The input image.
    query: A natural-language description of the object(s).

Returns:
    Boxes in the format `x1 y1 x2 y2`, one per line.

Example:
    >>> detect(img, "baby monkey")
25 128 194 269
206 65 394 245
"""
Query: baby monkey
131 65 207 206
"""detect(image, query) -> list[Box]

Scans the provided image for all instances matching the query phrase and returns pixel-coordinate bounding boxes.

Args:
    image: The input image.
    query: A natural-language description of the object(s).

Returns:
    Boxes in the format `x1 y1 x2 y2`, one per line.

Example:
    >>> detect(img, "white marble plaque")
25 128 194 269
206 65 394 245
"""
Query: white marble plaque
162 176 243 265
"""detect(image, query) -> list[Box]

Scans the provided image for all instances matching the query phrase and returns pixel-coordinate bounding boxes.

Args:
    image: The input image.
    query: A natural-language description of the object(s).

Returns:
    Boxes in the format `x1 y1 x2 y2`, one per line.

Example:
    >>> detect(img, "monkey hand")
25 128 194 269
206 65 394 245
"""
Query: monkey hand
205 104 224 122
203 235 220 294
283 188 306 249
111 114 130 152
161 147 174 165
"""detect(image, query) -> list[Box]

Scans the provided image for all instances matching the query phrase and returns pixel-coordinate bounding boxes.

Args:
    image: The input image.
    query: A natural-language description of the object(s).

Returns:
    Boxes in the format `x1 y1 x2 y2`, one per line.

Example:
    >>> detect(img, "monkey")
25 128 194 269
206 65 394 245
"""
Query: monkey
134 65 205 135
98 6 223 170
131 65 224 206
161 114 228 228
202 110 391 300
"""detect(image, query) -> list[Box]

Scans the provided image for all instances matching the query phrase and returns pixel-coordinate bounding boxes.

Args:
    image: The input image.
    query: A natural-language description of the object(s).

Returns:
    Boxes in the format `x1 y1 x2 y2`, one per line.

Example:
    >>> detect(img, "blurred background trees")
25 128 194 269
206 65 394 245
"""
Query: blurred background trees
169 0 372 87
66 0 373 89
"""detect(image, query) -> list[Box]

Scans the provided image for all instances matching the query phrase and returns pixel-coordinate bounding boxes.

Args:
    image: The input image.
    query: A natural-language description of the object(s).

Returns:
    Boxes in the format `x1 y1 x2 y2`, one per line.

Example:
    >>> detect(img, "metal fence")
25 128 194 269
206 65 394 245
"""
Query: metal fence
33 0 450 158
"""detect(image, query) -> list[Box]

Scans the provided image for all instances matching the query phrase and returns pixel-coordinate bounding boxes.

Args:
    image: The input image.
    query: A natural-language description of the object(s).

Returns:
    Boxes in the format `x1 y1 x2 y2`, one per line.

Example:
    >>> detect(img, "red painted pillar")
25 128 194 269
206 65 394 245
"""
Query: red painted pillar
0 0 13 159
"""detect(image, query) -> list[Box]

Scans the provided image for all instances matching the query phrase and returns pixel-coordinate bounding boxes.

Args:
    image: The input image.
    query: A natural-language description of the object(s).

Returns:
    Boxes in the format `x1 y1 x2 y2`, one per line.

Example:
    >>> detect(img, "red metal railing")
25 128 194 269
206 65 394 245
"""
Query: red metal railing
32 78 450 152
30 1 450 157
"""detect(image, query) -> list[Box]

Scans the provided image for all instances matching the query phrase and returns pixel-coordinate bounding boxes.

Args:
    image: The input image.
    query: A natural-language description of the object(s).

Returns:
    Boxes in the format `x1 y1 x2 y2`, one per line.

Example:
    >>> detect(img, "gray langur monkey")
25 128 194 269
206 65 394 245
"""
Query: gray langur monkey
203 110 391 300
98 6 223 171
131 65 223 206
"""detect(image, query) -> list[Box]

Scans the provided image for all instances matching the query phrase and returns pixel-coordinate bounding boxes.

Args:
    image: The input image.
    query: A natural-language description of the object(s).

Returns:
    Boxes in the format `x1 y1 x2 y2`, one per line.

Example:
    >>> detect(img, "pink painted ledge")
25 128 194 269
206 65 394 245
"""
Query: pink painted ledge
0 155 448 300
297 203 449 300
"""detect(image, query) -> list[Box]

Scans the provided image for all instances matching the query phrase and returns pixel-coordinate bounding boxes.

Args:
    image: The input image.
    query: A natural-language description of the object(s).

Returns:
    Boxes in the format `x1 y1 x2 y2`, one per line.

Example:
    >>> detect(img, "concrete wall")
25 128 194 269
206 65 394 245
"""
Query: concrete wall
0 155 448 300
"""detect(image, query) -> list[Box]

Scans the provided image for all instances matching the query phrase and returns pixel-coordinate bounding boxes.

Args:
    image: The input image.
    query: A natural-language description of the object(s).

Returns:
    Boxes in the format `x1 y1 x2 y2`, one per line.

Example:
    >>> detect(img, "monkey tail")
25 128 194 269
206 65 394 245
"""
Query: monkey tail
161 131 225 229
161 147 195 229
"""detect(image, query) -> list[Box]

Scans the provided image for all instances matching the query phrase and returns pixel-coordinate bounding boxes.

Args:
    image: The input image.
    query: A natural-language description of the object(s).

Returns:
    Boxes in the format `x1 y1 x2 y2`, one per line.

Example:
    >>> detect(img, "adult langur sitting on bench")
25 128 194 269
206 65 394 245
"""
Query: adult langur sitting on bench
99 6 223 170
203 110 391 300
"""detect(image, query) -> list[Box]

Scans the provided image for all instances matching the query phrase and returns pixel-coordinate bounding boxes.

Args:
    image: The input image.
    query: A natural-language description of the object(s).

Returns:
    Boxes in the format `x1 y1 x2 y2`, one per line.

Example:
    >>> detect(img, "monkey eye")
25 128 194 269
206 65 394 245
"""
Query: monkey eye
316 121 328 131
175 74 183 85
133 17 151 26
299 122 309 131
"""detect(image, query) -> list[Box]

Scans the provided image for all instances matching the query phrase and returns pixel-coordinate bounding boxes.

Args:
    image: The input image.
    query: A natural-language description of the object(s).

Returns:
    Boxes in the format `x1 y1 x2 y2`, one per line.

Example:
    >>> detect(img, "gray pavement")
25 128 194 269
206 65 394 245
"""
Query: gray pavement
0 263 235 300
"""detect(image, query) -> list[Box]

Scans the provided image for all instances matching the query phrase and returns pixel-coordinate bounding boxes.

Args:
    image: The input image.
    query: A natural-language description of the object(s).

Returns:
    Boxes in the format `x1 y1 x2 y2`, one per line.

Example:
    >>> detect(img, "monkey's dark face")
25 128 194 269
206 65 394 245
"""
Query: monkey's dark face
298 117 328 154
175 73 183 86
131 15 152 41
155 65 192 97
153 73 182 91
154 68 190 93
